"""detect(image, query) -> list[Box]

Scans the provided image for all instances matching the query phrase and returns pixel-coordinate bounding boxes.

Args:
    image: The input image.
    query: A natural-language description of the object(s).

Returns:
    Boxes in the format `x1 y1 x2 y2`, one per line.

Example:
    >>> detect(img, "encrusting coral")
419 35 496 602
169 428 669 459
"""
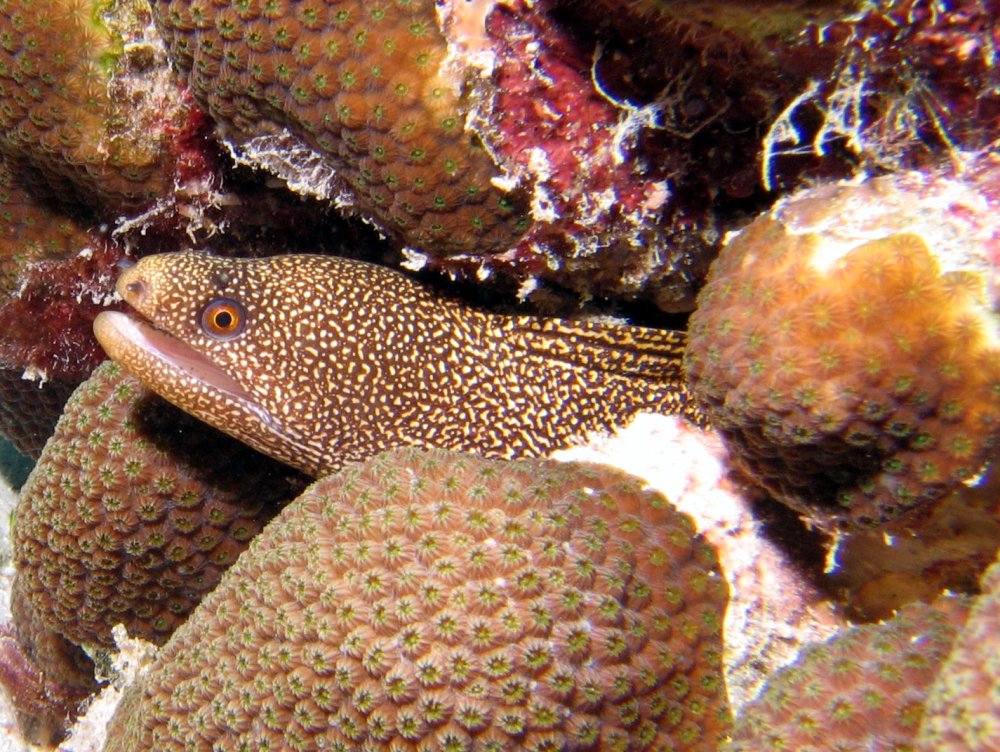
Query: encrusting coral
918 555 1000 750
685 156 1000 531
727 595 971 751
103 447 731 752
150 0 530 257
2 360 307 740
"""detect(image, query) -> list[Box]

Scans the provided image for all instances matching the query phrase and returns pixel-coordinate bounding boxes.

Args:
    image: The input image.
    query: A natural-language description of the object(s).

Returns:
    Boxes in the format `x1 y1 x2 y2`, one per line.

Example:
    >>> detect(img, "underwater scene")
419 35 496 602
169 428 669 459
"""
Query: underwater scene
0 0 998 749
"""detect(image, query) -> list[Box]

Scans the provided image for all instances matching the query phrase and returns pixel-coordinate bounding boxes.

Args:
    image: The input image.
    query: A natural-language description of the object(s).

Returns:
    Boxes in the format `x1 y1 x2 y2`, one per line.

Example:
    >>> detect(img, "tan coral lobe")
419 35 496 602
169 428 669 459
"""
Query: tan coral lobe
12 361 302 650
150 0 528 254
685 165 1000 530
103 447 731 752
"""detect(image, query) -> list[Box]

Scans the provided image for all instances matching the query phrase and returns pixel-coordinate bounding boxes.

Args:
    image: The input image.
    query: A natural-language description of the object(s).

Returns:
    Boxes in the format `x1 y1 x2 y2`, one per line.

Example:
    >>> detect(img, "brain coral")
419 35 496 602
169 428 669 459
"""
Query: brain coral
12 360 306 651
150 0 528 256
727 596 970 752
104 447 731 752
0 0 176 209
685 158 1000 530
918 556 1000 750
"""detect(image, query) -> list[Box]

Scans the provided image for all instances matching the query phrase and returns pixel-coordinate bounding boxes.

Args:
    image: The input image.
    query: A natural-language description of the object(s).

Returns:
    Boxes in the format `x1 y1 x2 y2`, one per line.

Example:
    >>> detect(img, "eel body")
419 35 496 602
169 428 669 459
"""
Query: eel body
94 252 699 477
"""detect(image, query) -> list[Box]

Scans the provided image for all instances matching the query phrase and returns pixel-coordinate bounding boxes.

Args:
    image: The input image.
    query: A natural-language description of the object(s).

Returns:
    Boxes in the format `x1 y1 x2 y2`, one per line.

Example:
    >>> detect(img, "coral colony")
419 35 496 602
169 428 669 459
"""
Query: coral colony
0 0 996 749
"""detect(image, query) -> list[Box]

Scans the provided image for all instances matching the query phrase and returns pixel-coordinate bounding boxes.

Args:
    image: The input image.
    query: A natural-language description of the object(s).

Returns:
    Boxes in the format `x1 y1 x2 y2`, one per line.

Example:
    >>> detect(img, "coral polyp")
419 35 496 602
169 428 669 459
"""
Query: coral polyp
685 157 1000 530
150 0 529 256
12 360 305 652
0 0 175 209
729 596 971 751
919 556 1000 750
104 447 731 752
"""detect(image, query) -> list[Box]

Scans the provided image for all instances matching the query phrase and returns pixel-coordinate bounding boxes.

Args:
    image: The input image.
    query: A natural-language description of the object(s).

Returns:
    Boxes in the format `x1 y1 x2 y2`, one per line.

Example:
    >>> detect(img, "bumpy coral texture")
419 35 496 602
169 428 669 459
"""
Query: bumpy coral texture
685 178 1000 530
918 558 1000 750
0 0 172 208
12 360 305 651
150 0 528 256
104 447 731 752
728 596 970 752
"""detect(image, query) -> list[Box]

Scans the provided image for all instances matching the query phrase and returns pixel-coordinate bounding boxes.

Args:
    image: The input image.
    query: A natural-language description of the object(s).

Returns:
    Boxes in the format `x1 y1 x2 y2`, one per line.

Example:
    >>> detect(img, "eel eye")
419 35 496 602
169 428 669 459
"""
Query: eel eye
200 297 246 339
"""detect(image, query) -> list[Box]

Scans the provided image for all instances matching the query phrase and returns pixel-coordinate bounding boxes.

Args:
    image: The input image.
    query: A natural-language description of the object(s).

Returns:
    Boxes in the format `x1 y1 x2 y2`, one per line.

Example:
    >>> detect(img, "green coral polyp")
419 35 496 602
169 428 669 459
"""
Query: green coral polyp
103 448 730 752
685 174 1000 530
151 0 526 255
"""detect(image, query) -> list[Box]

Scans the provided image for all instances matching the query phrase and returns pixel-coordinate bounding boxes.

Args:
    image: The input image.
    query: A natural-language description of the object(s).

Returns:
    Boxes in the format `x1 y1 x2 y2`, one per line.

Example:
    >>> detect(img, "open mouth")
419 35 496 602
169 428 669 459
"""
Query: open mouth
93 310 257 406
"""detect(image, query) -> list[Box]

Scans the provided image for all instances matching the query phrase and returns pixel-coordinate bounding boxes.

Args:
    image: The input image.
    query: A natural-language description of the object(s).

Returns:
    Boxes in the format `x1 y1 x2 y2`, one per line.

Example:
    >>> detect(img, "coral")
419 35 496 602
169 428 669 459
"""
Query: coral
0 0 178 209
727 596 970 751
826 449 1000 622
104 447 731 752
918 556 1000 750
685 157 1000 530
12 360 306 652
0 578 100 746
150 0 529 257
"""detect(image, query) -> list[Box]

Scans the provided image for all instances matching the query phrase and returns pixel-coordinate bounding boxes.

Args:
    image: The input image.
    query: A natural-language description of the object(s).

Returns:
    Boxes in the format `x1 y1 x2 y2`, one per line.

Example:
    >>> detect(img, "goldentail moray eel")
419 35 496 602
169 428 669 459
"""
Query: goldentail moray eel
94 252 701 476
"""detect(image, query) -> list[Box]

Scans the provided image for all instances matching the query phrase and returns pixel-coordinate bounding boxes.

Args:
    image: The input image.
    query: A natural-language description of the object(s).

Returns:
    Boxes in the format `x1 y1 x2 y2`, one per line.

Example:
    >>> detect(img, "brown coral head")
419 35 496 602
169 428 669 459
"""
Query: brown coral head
104 447 731 751
685 170 1000 530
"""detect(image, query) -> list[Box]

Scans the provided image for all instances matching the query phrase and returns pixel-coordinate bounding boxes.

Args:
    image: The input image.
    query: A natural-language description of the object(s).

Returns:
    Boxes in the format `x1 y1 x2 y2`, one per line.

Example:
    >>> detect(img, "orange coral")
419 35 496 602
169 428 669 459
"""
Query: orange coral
685 163 1000 530
0 0 174 208
151 0 528 255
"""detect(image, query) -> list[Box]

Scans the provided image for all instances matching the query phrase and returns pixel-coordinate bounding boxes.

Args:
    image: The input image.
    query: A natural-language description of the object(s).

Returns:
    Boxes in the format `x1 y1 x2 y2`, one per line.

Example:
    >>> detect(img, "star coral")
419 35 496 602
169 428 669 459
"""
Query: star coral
918 556 1000 750
727 596 971 751
150 0 529 256
12 360 305 652
685 156 1000 530
0 0 176 209
103 447 731 752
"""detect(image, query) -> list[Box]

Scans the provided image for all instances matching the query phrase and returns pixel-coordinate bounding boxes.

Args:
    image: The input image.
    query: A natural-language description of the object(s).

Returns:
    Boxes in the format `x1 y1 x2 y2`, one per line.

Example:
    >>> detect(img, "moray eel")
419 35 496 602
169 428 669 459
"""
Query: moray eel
93 252 701 477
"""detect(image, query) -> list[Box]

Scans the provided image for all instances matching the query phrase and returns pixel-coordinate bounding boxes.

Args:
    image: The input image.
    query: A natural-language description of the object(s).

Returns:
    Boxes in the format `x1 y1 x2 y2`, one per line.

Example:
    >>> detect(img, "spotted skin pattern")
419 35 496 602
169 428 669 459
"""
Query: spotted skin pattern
95 252 698 476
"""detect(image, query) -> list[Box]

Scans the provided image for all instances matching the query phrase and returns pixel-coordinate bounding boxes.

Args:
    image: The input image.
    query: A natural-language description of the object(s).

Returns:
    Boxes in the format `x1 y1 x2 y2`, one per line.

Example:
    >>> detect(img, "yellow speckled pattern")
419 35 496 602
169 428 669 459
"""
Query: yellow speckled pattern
95 252 699 477
150 0 528 254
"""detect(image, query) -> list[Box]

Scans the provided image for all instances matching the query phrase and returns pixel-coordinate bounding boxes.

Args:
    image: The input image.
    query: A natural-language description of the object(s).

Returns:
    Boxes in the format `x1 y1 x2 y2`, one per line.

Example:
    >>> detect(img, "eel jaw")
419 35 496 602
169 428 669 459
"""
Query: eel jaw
93 310 273 427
